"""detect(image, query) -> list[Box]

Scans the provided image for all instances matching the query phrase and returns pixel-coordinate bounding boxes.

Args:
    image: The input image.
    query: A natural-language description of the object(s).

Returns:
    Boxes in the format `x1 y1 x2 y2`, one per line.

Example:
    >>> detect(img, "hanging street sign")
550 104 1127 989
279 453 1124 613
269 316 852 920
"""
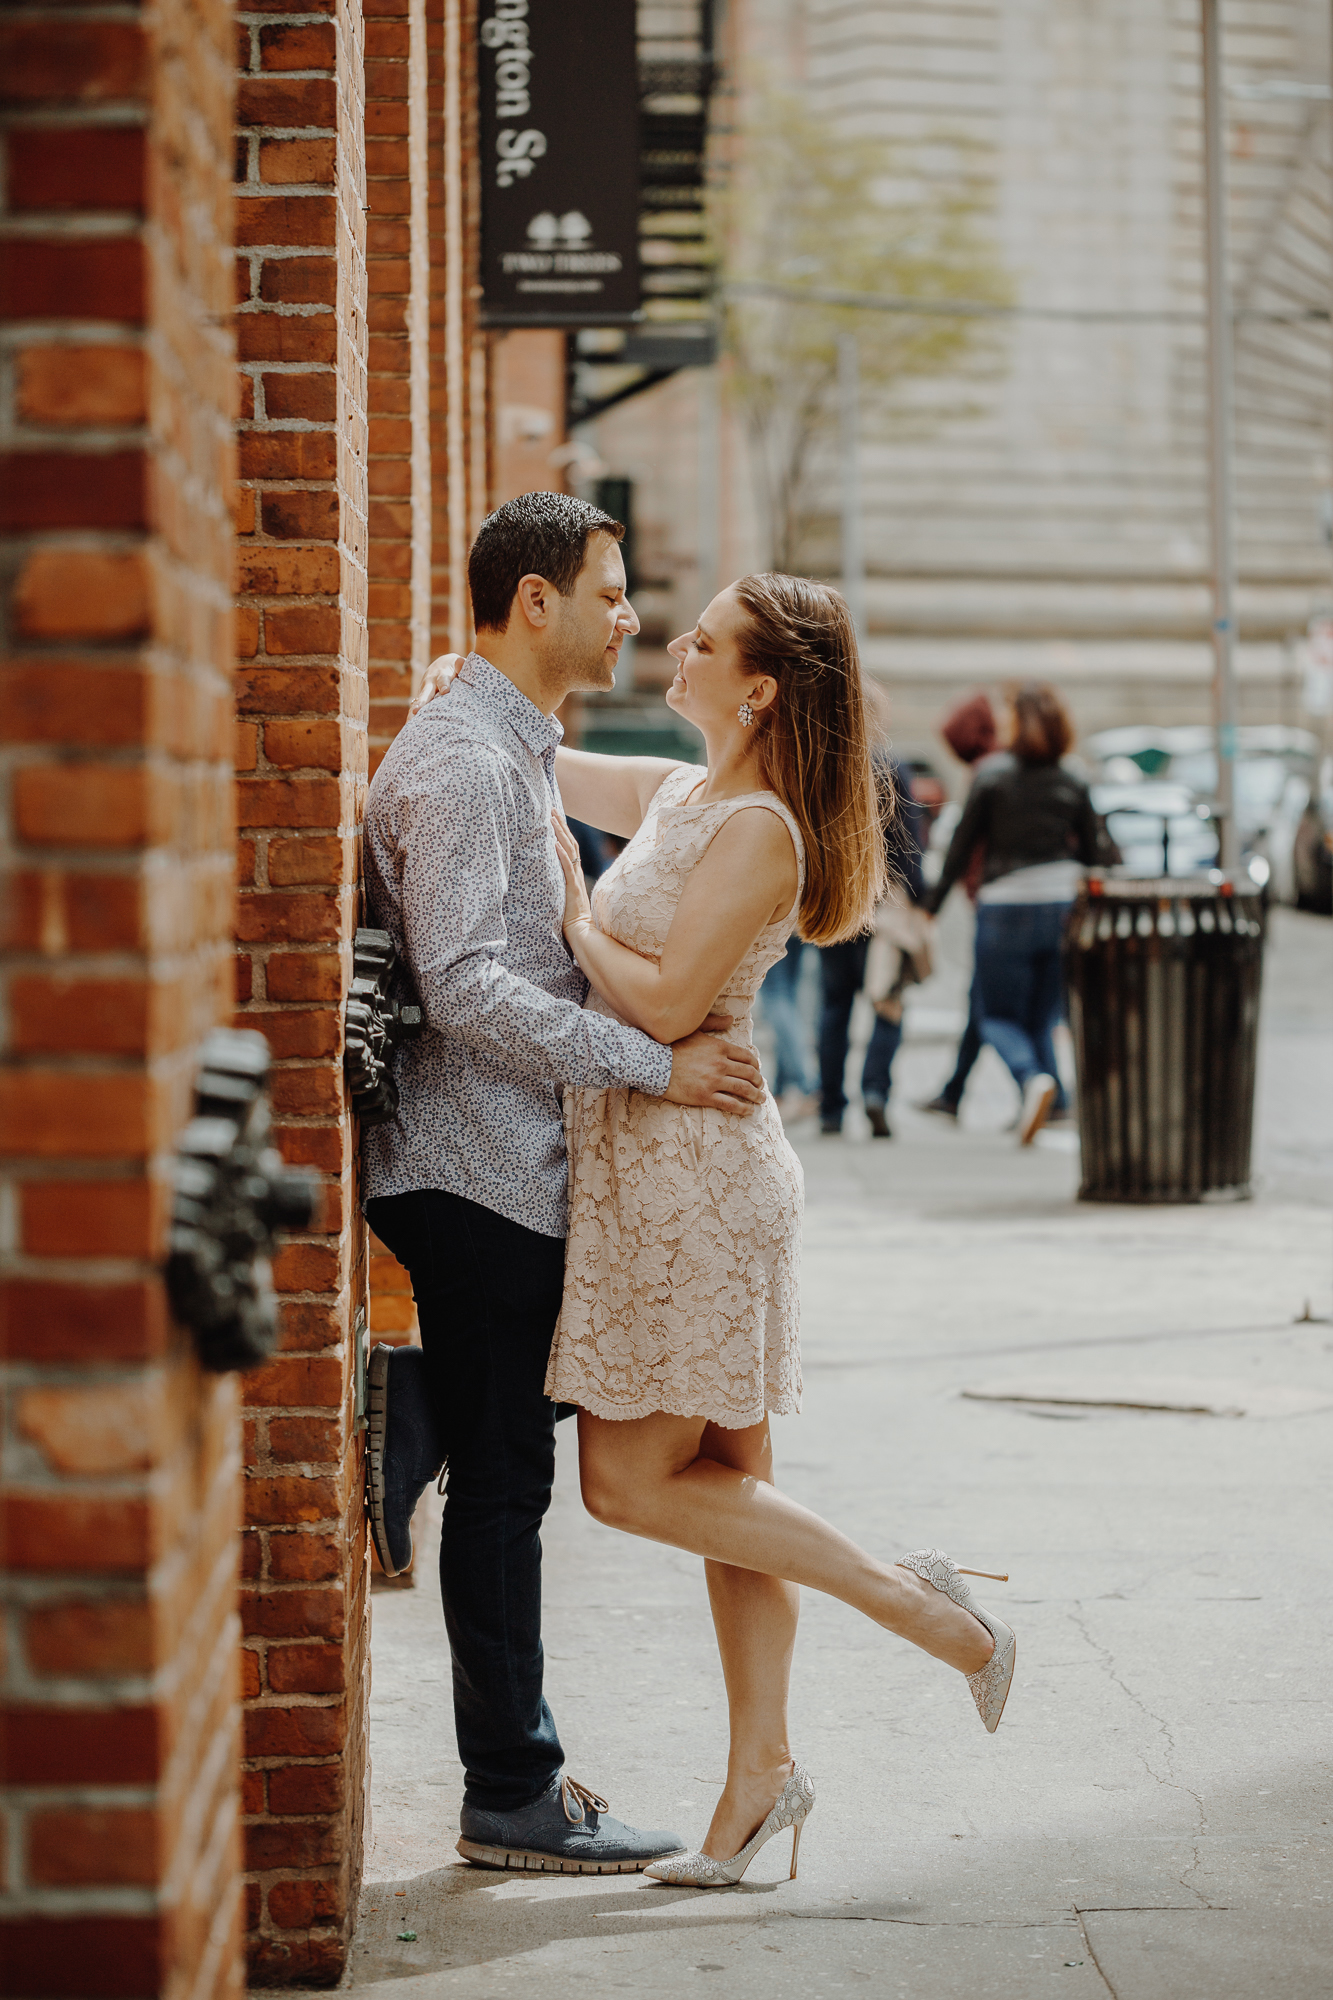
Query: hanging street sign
477 0 641 327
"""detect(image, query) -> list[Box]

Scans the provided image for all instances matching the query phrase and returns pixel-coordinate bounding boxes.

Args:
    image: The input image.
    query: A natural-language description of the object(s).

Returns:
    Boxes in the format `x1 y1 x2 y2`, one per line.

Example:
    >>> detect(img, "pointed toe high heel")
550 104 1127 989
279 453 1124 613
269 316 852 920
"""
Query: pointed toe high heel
643 1765 816 1887
897 1548 1017 1734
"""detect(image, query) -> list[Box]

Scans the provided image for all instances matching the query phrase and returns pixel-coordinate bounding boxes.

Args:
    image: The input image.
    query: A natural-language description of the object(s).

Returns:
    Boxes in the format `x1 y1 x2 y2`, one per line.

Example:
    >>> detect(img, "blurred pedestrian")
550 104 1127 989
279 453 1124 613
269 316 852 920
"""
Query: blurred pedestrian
759 936 819 1121
926 683 1101 1146
918 692 998 1122
819 699 928 1138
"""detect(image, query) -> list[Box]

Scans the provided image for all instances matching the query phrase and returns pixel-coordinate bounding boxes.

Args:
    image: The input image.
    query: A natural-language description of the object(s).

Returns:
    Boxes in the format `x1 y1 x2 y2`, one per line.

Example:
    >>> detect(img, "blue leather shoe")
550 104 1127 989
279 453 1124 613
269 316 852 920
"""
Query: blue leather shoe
366 1343 445 1577
457 1775 686 1876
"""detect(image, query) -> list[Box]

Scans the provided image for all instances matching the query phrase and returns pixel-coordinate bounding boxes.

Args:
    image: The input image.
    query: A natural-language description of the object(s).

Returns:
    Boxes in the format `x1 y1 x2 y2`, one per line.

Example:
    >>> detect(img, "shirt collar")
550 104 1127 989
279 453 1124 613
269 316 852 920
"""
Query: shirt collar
465 652 564 757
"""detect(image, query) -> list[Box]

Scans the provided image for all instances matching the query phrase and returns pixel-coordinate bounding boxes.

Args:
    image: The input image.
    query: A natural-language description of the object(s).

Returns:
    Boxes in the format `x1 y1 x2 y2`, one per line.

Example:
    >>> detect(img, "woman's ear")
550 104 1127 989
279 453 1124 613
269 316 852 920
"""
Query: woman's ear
747 674 779 716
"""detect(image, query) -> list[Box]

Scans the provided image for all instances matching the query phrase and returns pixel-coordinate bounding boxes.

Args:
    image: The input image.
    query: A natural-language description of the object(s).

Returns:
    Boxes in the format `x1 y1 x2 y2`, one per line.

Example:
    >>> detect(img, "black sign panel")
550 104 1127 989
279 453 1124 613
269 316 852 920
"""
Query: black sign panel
478 0 641 326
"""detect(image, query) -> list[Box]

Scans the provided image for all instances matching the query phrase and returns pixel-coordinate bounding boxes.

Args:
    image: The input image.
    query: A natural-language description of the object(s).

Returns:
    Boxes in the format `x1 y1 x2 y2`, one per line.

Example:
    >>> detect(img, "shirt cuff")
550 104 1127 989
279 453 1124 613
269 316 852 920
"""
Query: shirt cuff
624 1033 673 1097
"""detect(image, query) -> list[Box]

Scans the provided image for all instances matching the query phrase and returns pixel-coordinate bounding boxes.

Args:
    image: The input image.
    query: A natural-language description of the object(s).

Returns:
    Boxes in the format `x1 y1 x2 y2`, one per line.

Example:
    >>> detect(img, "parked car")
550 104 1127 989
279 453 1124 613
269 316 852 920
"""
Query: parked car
1087 780 1218 879
1084 724 1319 898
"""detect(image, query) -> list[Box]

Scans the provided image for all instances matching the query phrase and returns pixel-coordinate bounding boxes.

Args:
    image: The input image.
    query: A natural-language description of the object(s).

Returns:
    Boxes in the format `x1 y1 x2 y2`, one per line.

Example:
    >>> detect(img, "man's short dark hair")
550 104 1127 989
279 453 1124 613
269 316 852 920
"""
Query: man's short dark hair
468 491 624 632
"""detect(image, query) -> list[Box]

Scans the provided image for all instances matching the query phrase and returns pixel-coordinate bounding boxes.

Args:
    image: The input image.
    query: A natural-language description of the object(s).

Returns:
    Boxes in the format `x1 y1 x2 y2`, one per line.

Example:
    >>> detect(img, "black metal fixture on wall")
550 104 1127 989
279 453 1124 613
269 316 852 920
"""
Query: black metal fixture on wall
166 1029 317 1373
344 928 422 1126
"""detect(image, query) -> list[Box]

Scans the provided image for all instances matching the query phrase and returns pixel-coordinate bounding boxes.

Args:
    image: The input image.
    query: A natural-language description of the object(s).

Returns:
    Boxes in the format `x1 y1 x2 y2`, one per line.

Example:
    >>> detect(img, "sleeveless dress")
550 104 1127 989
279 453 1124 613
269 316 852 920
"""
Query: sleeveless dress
546 763 806 1429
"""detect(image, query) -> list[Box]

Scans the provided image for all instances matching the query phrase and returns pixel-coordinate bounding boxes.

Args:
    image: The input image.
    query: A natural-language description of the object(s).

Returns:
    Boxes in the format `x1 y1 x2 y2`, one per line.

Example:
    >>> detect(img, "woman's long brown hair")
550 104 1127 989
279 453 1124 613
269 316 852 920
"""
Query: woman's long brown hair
733 573 887 944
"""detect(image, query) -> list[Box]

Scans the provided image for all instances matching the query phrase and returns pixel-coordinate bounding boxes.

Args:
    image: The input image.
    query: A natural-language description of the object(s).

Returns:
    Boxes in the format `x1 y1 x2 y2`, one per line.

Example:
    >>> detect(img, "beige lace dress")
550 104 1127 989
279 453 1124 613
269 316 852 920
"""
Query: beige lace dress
546 763 805 1428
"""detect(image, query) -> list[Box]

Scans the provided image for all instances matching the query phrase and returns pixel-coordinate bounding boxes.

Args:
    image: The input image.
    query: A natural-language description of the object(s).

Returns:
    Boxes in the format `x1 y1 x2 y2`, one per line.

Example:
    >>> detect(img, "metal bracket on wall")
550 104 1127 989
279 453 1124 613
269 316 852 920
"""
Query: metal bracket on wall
166 1028 318 1372
344 928 423 1125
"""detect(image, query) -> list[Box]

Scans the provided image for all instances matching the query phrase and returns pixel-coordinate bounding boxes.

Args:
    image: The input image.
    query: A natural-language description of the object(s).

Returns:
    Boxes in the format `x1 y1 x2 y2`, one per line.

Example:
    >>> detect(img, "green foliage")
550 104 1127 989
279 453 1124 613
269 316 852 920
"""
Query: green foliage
716 90 1011 572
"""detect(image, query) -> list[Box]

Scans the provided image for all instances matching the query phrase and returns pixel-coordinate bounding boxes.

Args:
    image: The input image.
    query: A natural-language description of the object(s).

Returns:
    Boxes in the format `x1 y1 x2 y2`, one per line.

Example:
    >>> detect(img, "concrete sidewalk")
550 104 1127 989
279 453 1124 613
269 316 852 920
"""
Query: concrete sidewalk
344 911 1332 1998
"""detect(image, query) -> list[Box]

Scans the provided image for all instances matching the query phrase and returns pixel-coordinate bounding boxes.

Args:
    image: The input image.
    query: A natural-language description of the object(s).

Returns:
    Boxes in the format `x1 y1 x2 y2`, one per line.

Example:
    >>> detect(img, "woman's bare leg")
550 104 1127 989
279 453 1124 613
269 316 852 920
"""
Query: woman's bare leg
697 1419 800 1860
577 1409 993 1675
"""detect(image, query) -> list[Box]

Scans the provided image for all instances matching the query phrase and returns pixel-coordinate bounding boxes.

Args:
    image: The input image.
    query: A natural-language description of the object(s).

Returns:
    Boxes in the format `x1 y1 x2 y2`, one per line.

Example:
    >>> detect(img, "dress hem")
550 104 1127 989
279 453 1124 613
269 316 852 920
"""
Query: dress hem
544 1381 802 1429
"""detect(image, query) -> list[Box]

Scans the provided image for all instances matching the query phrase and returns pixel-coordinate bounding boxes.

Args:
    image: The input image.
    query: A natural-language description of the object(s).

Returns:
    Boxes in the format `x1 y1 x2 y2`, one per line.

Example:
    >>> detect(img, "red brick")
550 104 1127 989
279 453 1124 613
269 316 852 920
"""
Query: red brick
0 1279 166 1363
8 126 145 212
25 1600 154 1678
260 22 337 70
12 548 150 642
267 837 345 886
9 975 150 1055
0 237 144 324
239 430 337 481
236 193 337 248
244 1476 339 1528
236 779 340 832
268 1762 345 1814
242 1354 343 1409
0 666 148 747
0 452 147 531
236 891 340 944
263 602 341 653
242 1584 343 1639
2 1495 153 1572
0 1705 159 1786
268 1065 341 1115
241 1770 267 1816
0 20 148 102
16 344 147 426
0 1917 162 1998
266 1532 341 1581
260 489 340 539
258 257 337 308
237 76 337 127
248 1935 349 1987
266 1878 343 1930
236 544 339 595
21 1178 159 1258
365 21 411 58
235 719 258 771
29 1809 157 1887
272 1241 341 1293
235 953 254 1003
243 1703 345 1760
262 371 338 422
273 1124 346 1171
266 1642 345 1695
264 951 346 1007
240 1647 262 1700
0 1071 156 1159
12 763 167 849
238 314 337 364
264 719 343 769
245 1818 342 1870
259 137 337 185
258 1005 340 1055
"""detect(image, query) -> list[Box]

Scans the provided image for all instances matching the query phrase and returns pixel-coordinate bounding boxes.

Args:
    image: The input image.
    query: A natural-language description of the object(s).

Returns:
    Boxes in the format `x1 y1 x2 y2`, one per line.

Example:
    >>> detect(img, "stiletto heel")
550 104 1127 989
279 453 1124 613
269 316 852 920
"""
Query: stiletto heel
897 1548 1017 1734
644 1765 816 1887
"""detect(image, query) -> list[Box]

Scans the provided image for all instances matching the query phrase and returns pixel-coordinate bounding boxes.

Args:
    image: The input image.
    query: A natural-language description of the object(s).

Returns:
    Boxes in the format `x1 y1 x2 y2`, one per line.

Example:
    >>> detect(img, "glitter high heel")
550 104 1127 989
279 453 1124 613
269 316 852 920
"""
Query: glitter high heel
643 1765 816 1887
897 1549 1016 1733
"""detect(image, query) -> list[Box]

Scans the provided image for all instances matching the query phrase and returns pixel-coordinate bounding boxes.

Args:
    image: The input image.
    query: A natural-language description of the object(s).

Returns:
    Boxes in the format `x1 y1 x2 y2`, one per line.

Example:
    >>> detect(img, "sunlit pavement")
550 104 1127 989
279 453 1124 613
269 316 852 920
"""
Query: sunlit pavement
342 909 1331 1998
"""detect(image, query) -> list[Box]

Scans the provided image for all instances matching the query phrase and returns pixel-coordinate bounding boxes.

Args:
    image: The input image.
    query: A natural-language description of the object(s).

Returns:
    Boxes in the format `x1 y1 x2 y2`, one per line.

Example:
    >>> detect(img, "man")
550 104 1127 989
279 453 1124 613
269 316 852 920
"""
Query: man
360 492 765 1875
817 749 927 1138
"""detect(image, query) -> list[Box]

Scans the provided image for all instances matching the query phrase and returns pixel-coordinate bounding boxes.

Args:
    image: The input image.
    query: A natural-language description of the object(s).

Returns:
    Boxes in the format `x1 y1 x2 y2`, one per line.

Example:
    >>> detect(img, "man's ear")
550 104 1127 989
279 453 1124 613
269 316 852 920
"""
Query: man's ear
514 572 552 629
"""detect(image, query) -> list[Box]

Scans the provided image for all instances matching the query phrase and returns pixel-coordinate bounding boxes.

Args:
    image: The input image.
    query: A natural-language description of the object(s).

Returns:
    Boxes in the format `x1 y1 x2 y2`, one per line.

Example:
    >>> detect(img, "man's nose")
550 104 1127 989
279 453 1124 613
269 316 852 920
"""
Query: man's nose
617 598 641 637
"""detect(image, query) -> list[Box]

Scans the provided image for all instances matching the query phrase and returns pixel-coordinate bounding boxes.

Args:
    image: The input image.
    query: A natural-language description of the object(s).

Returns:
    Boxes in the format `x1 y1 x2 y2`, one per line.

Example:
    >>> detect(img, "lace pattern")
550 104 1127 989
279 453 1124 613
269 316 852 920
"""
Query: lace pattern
547 765 806 1429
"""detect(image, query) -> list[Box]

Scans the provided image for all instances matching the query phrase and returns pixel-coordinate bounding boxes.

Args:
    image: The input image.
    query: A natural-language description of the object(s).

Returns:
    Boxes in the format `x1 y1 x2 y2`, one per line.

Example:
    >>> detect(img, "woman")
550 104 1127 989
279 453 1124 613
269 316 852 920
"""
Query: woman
418 575 1016 1886
926 682 1102 1145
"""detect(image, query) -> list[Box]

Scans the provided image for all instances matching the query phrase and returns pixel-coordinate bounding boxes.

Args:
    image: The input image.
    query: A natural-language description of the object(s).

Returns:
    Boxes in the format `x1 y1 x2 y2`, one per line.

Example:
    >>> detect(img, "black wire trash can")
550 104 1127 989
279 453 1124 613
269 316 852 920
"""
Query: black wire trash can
1063 876 1265 1203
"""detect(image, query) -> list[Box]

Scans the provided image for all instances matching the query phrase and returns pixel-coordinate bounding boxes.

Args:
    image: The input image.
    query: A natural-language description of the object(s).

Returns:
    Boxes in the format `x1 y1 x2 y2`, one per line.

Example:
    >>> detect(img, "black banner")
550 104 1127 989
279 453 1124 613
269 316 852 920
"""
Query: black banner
477 0 641 326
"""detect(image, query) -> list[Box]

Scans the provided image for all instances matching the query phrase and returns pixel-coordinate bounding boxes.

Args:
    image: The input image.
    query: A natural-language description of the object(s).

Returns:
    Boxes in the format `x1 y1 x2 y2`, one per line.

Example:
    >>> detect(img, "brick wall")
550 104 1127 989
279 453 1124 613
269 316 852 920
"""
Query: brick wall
233 0 371 1980
0 0 244 1995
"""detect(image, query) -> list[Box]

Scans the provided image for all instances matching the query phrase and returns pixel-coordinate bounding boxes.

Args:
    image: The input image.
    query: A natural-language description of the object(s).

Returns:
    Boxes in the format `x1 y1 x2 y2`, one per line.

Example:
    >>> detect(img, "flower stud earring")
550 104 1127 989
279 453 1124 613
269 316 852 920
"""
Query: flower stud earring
738 701 754 728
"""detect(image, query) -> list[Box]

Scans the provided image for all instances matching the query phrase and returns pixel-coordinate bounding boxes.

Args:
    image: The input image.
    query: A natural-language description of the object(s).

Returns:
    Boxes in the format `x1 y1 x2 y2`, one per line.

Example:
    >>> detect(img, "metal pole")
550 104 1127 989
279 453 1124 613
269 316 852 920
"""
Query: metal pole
838 332 866 644
1202 0 1240 871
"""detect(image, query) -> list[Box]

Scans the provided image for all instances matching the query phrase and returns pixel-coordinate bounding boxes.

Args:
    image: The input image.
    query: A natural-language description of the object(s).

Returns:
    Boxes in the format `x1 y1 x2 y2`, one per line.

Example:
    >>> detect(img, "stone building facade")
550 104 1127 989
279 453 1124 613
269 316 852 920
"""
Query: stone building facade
588 0 1333 758
2 0 488 1991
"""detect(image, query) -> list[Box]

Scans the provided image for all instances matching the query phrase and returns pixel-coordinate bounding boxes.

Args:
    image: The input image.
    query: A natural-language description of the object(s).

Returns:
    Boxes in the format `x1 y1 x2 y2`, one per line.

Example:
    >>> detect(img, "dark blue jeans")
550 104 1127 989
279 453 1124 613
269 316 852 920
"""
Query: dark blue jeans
759 936 816 1096
818 938 903 1120
365 1189 566 1812
941 968 984 1109
973 901 1071 1099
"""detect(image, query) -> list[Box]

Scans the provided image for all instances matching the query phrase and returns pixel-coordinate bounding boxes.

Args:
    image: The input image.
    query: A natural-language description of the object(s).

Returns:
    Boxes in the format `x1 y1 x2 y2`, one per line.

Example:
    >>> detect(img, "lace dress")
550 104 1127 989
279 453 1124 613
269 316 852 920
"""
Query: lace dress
546 763 805 1428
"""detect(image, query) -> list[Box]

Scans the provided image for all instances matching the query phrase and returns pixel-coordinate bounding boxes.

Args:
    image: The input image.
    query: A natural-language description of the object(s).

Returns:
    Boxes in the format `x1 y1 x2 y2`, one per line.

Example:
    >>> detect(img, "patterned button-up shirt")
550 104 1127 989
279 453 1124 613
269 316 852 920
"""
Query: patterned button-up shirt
360 653 673 1237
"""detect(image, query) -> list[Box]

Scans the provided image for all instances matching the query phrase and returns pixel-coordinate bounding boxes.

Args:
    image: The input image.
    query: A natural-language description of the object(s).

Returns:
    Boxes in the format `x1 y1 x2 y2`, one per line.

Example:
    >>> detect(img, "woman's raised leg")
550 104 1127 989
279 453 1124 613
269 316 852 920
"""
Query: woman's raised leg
577 1410 993 1676
696 1419 800 1860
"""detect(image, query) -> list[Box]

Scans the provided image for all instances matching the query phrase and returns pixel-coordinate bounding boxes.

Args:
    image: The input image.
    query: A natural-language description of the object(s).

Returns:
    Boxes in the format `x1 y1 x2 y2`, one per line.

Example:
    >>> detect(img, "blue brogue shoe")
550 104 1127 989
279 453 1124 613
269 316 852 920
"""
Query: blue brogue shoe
365 1342 445 1577
457 1775 686 1876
